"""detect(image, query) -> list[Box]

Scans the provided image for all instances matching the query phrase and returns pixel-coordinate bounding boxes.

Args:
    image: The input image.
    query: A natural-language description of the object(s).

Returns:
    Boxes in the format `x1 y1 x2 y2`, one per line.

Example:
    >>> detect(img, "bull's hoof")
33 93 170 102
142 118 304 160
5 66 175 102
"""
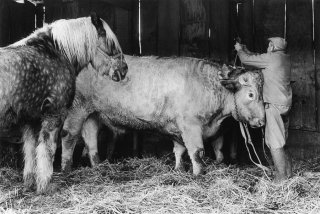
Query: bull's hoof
214 158 223 165
174 165 186 173
61 160 73 173
228 158 237 165
90 153 101 167
192 167 205 176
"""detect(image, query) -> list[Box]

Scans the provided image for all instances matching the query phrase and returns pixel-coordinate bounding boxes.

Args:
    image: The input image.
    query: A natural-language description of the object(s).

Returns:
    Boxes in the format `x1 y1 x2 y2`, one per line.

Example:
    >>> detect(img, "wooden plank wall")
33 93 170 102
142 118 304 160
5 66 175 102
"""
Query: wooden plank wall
180 0 208 58
209 0 229 62
287 0 315 131
140 0 158 55
0 0 11 47
44 0 136 55
157 0 180 56
0 0 35 47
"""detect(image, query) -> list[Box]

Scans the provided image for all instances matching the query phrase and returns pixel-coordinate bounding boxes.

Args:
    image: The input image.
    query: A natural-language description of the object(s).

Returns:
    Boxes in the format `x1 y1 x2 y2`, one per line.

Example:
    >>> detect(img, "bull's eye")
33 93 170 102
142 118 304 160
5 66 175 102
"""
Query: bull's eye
248 92 255 100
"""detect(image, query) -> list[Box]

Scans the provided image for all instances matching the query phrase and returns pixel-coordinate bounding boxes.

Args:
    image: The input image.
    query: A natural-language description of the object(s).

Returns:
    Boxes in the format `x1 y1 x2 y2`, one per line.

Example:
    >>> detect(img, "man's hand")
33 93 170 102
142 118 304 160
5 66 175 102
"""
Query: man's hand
234 42 243 51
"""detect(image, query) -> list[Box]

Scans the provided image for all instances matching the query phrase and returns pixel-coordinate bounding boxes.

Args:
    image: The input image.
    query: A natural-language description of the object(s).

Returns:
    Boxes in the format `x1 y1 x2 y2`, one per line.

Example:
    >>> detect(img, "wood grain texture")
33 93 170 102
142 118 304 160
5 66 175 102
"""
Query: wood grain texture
287 0 316 131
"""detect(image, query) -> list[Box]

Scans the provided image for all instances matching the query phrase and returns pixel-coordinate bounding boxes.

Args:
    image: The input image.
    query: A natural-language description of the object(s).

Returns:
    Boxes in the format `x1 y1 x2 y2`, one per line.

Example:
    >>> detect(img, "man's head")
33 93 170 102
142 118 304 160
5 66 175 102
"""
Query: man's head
267 37 287 52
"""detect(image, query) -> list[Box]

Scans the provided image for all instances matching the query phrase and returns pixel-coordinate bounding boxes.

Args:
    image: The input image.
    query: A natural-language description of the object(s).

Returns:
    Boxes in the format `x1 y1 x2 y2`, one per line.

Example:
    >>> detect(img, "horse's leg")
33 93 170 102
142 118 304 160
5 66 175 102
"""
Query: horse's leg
22 125 36 191
81 116 100 167
212 136 224 164
35 117 60 194
61 108 90 172
173 141 186 171
177 119 204 175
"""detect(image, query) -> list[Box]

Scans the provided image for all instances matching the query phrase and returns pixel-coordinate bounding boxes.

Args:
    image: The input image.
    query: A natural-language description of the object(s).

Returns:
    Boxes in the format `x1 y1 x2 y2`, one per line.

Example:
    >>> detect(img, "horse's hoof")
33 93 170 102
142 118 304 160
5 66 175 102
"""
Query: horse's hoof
36 183 58 195
23 185 35 193
23 173 35 192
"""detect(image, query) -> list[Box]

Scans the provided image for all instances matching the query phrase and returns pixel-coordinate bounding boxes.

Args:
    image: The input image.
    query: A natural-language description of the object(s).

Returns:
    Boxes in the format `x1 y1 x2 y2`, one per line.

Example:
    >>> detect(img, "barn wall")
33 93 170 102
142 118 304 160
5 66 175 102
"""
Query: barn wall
180 0 208 58
0 0 11 47
209 0 229 62
44 0 136 54
140 0 158 55
0 0 35 47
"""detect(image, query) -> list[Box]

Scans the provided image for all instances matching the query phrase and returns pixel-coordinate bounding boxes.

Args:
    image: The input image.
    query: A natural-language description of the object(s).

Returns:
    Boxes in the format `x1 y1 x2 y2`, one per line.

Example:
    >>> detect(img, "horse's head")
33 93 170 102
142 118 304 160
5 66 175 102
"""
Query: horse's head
220 66 265 128
49 14 128 81
90 13 128 82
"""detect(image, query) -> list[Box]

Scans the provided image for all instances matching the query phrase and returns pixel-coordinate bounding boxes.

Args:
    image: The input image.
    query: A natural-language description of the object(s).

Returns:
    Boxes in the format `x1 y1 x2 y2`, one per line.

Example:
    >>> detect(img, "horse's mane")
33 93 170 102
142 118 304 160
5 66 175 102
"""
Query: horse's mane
10 17 122 69
50 17 122 67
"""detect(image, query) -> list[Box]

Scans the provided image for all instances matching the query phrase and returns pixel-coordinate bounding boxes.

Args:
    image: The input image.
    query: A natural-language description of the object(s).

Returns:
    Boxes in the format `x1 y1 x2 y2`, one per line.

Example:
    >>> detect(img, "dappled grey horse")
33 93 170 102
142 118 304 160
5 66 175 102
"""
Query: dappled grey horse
0 13 127 193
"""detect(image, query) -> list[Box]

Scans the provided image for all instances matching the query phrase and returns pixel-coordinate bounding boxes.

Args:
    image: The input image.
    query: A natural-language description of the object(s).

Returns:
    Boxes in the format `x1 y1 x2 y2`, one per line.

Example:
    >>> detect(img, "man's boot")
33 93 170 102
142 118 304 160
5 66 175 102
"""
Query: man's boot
270 147 292 182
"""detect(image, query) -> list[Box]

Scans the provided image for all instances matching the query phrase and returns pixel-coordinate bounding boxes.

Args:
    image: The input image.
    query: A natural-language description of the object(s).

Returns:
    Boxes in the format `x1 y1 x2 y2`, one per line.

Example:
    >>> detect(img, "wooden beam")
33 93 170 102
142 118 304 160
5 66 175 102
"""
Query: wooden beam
158 0 180 56
287 0 316 131
180 0 208 58
315 0 320 131
238 0 254 51
209 0 229 62
253 0 285 53
0 0 10 47
140 0 158 55
98 0 133 10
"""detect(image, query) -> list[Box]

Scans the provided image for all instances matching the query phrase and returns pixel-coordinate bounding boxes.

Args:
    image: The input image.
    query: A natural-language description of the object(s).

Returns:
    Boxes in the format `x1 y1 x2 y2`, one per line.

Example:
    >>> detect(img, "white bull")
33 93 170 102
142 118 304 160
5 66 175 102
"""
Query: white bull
61 55 265 175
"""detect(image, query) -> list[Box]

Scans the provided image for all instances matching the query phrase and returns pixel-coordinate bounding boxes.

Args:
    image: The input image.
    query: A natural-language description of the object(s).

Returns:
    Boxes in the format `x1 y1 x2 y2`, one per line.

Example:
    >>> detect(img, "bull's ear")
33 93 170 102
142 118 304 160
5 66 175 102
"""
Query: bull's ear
219 64 230 79
238 73 253 86
90 12 106 37
220 79 241 92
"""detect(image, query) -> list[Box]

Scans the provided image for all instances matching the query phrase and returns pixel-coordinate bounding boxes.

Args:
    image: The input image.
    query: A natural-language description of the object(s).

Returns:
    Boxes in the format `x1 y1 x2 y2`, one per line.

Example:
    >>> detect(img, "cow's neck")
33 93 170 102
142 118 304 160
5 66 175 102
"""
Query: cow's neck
202 89 235 138
222 90 236 118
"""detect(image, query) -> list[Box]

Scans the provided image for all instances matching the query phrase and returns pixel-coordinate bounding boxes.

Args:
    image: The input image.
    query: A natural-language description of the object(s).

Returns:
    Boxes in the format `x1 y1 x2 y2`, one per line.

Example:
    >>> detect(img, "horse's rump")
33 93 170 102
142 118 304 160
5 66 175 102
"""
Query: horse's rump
0 45 75 121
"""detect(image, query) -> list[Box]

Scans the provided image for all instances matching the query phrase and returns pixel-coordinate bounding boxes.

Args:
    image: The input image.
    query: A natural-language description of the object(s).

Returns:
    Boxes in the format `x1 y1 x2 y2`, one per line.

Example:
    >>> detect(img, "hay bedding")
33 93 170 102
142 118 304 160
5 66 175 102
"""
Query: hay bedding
0 155 320 214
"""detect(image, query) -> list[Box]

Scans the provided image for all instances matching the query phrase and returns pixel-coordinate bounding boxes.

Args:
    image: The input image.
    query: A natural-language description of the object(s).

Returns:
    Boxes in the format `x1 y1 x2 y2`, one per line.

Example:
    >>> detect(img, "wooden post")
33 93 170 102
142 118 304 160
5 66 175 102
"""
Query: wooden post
158 0 180 56
209 0 229 62
140 0 158 55
253 0 285 53
8 0 35 44
131 0 140 55
44 0 79 23
315 0 320 131
238 0 254 51
0 0 10 47
115 7 132 54
180 0 208 58
287 0 316 131
35 3 45 28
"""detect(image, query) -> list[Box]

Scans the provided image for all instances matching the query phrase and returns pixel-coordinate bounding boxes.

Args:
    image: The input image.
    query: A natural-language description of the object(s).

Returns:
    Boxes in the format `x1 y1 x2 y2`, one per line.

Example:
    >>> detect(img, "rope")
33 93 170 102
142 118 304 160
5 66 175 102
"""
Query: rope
262 128 274 170
239 122 271 180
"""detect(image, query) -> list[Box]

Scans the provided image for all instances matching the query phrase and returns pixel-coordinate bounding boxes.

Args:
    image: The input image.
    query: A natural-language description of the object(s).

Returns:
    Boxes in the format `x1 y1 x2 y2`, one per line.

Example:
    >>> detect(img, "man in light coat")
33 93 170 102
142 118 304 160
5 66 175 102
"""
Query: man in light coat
235 37 292 181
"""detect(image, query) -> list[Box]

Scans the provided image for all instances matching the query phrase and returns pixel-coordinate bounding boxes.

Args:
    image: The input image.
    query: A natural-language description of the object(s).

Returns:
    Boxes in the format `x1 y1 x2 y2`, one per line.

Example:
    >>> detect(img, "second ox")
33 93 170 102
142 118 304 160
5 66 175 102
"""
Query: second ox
61 55 265 175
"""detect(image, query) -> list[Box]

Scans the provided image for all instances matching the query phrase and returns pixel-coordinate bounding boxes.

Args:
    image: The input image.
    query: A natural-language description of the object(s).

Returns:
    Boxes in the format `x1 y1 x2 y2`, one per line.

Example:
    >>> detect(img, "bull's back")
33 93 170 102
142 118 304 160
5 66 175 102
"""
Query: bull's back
91 55 213 135
90 56 184 130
